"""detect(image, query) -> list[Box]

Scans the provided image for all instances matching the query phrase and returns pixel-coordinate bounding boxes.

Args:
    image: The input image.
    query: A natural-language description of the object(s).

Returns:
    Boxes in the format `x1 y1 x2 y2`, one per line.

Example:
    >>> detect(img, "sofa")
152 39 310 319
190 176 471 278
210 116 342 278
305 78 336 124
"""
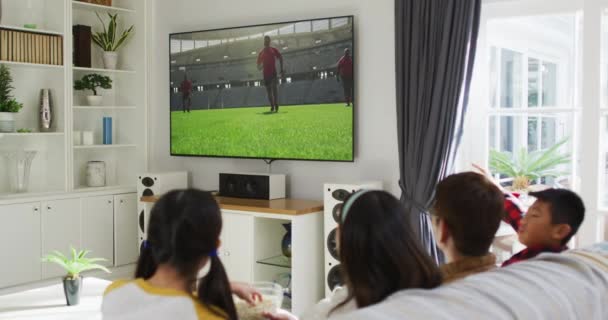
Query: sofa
333 242 608 320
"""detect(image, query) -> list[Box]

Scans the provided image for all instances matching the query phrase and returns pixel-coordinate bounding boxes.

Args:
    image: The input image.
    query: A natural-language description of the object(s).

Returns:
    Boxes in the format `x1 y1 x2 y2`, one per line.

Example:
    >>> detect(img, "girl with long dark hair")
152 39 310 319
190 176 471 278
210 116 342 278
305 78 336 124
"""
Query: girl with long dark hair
265 190 442 320
102 189 260 320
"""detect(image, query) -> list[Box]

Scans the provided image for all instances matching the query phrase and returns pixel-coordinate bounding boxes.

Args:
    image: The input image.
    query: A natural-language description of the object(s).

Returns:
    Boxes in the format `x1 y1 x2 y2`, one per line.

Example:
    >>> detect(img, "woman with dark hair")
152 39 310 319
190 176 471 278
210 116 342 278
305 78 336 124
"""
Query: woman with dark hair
265 190 442 320
102 189 260 320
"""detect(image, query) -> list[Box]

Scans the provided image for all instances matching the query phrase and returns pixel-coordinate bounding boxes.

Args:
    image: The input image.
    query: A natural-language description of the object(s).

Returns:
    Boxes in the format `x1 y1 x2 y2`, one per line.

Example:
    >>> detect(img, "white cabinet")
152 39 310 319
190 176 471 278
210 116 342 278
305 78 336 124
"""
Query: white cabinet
220 212 254 283
81 195 115 267
0 203 42 287
114 193 138 266
41 198 81 279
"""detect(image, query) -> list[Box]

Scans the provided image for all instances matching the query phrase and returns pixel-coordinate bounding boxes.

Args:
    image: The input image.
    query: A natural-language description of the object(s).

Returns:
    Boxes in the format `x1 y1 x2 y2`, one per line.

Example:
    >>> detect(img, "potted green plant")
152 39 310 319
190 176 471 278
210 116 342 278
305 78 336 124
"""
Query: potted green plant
74 73 112 106
92 12 134 70
42 248 110 306
489 138 571 191
0 65 24 133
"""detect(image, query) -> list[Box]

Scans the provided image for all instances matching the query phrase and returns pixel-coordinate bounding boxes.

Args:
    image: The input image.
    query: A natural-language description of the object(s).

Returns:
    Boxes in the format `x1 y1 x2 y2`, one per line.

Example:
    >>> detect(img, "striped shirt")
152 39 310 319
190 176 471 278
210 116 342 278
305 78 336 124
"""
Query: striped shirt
101 278 226 320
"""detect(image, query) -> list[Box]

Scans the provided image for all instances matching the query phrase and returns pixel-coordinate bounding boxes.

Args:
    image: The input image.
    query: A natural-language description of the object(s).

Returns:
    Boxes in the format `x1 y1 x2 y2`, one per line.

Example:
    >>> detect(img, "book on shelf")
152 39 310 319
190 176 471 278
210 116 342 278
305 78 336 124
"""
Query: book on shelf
0 28 64 66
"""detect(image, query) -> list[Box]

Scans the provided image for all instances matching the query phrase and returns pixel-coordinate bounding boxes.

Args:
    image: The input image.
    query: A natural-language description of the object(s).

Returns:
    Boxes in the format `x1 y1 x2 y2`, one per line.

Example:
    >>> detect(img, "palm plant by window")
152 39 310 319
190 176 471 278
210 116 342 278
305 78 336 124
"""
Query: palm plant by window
489 138 571 191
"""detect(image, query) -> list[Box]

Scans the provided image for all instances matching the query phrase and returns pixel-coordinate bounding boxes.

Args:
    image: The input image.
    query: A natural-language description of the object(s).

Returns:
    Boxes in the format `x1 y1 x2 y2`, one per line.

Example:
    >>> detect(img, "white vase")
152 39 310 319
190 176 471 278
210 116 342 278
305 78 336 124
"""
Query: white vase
0 112 15 133
102 51 118 70
86 161 106 187
86 95 103 106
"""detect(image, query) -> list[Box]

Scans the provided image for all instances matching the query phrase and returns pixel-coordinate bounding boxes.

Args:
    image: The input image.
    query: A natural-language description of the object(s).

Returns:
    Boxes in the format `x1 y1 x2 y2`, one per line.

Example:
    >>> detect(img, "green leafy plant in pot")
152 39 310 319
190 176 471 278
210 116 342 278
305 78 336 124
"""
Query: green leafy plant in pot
489 138 571 192
42 248 110 306
92 12 134 70
74 73 112 106
0 65 24 133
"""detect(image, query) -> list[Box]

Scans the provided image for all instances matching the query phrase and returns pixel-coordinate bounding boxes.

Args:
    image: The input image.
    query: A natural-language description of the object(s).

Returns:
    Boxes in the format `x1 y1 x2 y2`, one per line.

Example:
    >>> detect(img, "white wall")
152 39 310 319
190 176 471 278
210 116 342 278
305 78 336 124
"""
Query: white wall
147 0 399 199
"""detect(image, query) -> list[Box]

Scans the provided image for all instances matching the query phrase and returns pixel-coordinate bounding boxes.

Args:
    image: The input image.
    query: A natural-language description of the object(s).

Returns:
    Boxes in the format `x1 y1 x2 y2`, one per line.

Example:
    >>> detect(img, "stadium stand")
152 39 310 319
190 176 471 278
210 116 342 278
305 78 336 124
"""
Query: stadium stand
170 18 353 109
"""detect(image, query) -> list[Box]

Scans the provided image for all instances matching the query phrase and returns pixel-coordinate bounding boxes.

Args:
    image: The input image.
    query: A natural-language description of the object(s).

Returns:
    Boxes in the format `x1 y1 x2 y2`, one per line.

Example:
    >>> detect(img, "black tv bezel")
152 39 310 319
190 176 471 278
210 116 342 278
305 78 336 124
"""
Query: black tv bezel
169 15 355 163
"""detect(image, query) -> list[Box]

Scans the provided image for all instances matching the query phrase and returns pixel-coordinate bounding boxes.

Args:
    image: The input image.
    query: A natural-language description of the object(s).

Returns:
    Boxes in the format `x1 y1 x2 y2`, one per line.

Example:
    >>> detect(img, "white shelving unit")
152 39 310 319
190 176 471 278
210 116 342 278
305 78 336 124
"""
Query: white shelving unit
0 0 146 291
69 0 147 192
0 0 147 199
72 0 136 14
73 144 137 150
0 61 65 70
73 66 136 74
73 105 136 110
0 132 65 137
0 25 64 36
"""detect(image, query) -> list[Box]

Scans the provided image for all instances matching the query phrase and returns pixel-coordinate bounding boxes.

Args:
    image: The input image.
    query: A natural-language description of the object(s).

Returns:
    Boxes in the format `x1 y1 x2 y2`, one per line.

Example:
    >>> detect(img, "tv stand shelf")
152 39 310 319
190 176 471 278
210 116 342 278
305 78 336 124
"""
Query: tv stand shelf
140 195 323 314
140 195 323 215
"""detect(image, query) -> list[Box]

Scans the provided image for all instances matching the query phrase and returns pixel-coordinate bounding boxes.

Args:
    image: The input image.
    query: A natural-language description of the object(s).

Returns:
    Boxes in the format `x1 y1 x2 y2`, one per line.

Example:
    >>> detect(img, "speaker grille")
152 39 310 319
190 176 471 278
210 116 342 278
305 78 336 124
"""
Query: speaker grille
142 189 154 197
332 189 351 201
141 176 155 187
139 210 145 233
327 228 339 260
327 265 343 291
219 173 270 199
332 203 343 223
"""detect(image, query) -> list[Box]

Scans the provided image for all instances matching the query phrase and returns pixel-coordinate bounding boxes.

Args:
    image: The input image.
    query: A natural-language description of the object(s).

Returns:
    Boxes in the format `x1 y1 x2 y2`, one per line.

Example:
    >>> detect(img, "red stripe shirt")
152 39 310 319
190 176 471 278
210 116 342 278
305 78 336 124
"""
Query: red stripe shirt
501 193 568 267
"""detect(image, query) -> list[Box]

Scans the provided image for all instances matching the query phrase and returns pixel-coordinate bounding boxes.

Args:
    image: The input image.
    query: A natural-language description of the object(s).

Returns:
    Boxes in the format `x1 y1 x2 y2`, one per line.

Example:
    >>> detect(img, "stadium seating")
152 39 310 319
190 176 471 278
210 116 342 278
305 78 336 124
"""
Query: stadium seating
169 22 354 110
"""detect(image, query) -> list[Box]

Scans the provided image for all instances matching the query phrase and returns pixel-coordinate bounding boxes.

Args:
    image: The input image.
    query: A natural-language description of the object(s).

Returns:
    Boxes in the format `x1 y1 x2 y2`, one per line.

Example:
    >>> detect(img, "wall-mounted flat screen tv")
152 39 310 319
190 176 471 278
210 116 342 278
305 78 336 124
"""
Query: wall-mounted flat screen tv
169 16 354 161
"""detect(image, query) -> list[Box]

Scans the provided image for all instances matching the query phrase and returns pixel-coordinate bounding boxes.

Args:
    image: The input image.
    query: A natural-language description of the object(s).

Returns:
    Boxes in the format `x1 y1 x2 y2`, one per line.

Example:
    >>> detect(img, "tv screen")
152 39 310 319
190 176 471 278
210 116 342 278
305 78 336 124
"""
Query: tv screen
169 16 354 161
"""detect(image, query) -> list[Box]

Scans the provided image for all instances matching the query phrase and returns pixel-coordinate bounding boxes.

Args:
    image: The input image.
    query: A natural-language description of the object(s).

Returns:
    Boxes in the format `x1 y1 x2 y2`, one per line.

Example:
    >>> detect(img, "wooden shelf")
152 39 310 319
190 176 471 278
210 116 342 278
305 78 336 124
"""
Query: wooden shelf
141 196 324 216
73 144 137 150
72 1 135 14
0 61 64 70
73 67 135 74
73 105 136 110
0 25 64 36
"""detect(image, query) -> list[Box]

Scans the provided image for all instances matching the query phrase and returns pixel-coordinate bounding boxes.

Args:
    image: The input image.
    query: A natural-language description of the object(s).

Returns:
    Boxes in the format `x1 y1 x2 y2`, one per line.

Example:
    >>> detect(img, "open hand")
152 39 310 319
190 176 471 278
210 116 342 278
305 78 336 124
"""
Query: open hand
231 282 262 306
472 163 490 177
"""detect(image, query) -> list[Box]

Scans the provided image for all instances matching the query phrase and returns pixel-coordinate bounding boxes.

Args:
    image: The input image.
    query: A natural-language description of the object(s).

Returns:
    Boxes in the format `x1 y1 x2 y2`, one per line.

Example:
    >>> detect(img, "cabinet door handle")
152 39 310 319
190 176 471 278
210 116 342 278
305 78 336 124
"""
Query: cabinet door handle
33 207 39 212
225 251 230 257
47 206 51 210
120 200 124 204
108 200 112 204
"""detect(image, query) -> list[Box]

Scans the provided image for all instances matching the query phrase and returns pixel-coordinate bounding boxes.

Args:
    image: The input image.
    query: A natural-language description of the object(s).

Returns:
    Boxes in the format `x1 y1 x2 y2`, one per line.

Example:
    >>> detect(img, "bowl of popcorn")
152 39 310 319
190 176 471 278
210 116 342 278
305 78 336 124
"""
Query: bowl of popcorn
235 282 284 320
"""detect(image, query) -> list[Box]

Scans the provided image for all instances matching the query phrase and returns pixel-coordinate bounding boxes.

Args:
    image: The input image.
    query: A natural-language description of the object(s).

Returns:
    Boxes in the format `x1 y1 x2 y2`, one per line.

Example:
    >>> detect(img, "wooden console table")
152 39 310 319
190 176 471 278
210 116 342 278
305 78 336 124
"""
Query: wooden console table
139 195 324 315
140 195 323 216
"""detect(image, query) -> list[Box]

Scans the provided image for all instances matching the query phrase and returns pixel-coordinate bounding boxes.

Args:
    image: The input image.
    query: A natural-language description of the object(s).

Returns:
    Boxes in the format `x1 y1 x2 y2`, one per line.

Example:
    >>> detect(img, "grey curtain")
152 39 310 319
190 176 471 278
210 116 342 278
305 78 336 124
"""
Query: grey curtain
395 0 481 263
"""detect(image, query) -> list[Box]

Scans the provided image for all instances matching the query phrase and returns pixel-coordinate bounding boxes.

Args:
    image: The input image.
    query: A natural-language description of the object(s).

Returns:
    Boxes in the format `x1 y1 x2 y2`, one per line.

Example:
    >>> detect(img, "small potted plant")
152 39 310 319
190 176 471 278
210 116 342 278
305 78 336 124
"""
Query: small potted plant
489 138 571 191
42 248 110 306
92 12 134 70
0 65 24 133
74 73 112 106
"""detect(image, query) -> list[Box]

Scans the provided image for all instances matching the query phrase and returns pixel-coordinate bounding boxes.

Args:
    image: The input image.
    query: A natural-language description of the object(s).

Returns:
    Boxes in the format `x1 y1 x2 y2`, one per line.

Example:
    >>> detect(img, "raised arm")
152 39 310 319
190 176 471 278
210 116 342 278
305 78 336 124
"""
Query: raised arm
472 163 524 231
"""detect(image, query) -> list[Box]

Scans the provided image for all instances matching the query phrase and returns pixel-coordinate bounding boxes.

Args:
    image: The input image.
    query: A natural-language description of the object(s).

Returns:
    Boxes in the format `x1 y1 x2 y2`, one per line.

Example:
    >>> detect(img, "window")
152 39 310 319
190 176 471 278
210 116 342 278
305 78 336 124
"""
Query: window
459 0 608 247
601 10 608 208
312 19 329 32
170 40 181 54
181 40 194 52
331 17 349 28
295 21 311 33
483 15 577 190
279 25 294 35
195 40 207 48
